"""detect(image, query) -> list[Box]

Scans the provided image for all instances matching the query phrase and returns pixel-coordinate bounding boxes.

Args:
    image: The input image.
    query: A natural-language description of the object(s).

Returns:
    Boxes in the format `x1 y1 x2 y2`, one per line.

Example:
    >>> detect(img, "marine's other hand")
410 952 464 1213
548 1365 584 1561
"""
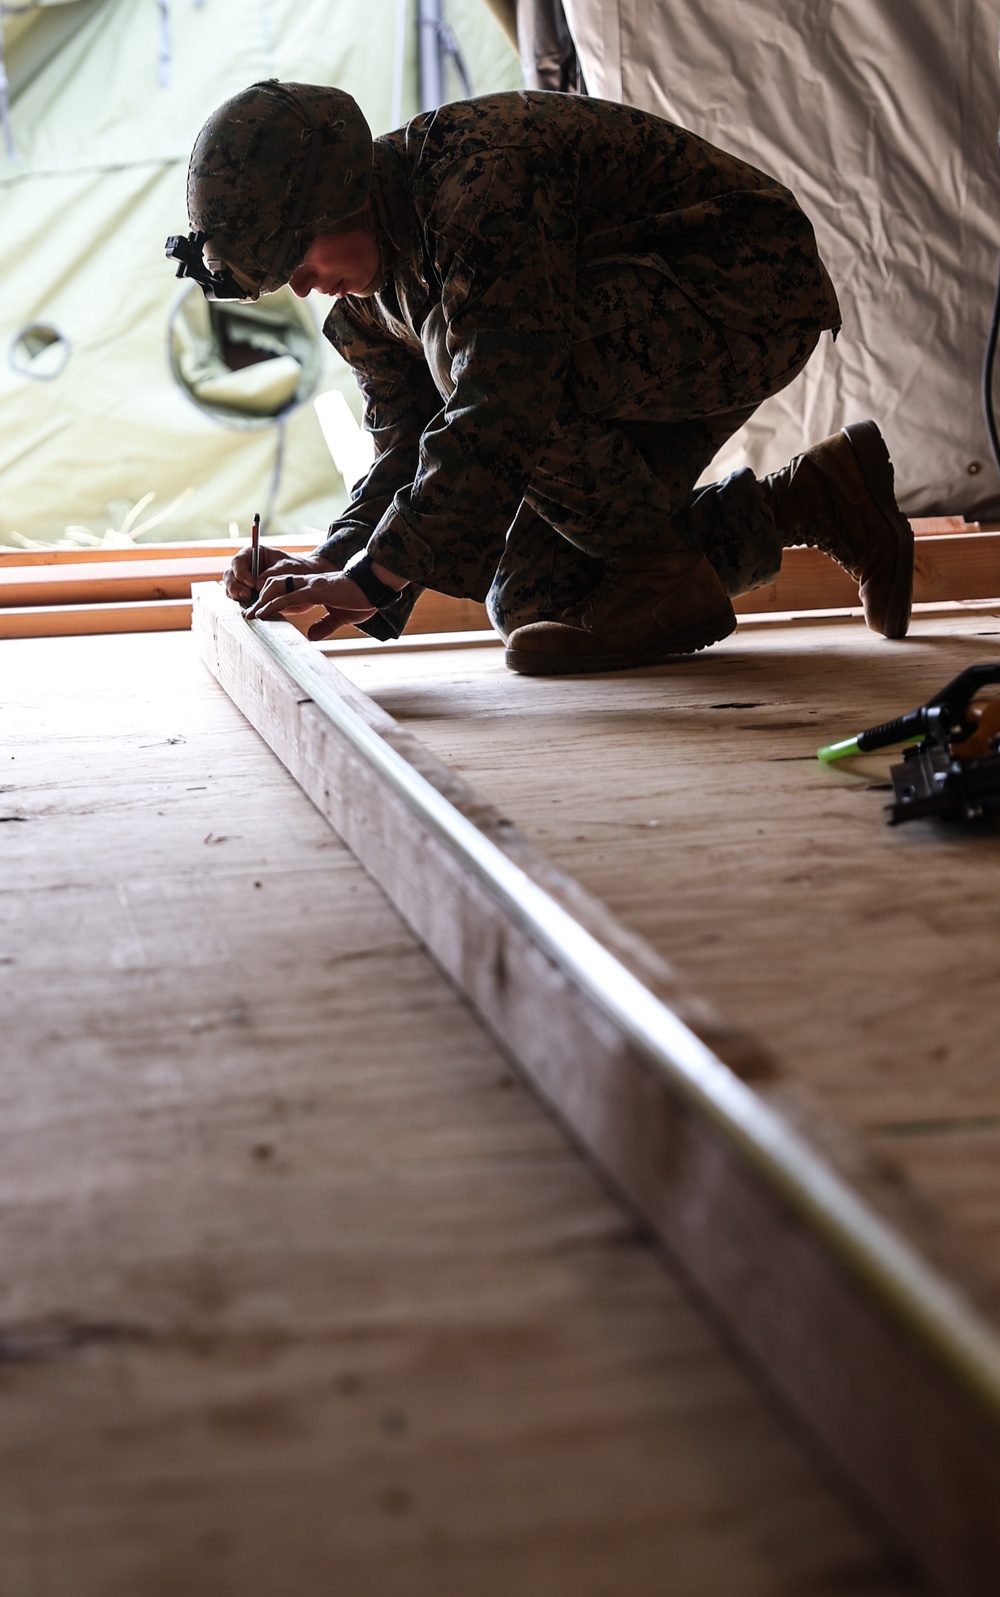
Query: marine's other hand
244 569 377 641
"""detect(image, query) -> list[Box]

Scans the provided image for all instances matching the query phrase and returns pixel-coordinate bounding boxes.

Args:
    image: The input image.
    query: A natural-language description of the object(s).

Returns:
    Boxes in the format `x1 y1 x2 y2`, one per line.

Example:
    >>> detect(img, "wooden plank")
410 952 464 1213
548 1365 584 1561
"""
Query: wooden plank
0 628 920 1597
0 598 195 637
733 533 1000 615
0 590 488 642
324 538 1000 639
0 556 230 607
407 591 490 633
732 597 1000 628
911 532 1000 601
5 528 995 639
0 539 315 566
0 545 485 628
910 517 979 535
194 581 1000 1597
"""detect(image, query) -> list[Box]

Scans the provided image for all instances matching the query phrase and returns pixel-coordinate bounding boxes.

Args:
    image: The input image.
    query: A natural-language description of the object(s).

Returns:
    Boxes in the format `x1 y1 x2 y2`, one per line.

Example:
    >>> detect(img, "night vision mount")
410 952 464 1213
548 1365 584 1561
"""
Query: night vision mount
164 230 248 301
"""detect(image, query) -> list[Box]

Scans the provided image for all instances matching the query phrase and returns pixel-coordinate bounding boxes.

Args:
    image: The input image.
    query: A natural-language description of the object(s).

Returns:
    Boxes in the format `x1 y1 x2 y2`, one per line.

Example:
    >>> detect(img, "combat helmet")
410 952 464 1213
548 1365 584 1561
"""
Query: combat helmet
166 80 374 300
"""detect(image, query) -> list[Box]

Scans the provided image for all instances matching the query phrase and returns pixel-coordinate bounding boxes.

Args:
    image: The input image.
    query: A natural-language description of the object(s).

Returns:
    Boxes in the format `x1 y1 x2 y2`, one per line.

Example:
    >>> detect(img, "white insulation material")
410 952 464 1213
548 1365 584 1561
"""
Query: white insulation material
563 0 1000 516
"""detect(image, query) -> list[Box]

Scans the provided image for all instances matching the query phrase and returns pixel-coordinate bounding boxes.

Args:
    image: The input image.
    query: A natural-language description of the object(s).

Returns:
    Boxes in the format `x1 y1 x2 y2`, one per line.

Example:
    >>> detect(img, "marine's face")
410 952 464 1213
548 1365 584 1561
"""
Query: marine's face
289 229 380 299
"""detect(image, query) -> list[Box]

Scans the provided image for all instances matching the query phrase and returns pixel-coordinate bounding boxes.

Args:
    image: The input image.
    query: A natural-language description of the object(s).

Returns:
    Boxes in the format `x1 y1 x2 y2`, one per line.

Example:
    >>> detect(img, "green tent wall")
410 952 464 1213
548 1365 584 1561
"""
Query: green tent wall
0 0 520 546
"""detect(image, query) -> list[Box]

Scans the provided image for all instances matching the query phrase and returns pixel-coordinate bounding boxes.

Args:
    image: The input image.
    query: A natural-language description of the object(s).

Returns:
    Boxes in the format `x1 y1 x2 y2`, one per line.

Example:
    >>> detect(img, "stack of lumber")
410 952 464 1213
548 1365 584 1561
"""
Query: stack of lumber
0 541 486 639
2 516 995 639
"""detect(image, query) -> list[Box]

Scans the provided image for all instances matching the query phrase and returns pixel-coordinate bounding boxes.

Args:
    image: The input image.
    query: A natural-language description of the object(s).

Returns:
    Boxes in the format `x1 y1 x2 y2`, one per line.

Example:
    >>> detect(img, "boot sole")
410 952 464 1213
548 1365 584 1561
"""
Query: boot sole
842 420 914 639
505 608 736 676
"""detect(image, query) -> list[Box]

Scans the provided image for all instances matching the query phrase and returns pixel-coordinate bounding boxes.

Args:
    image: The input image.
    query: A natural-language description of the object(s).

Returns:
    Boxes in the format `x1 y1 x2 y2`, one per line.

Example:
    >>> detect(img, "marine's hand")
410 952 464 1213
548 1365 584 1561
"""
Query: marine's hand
224 545 337 605
244 570 378 641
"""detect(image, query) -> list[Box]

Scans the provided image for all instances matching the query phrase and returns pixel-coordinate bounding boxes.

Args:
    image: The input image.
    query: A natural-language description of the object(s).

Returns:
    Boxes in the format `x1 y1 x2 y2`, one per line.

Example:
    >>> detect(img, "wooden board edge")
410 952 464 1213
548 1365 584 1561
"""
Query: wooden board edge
0 600 193 638
0 539 315 567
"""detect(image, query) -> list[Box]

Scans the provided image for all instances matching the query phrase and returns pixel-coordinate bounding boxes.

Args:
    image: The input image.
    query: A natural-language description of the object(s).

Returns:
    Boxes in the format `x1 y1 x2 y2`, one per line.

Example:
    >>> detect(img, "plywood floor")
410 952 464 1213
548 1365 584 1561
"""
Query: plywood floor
335 612 1000 1319
0 630 924 1596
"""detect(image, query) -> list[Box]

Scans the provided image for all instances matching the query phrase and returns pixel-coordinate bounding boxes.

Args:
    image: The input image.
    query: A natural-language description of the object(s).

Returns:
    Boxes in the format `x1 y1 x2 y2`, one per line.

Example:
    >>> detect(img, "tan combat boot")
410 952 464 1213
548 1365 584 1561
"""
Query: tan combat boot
766 419 913 638
504 545 736 676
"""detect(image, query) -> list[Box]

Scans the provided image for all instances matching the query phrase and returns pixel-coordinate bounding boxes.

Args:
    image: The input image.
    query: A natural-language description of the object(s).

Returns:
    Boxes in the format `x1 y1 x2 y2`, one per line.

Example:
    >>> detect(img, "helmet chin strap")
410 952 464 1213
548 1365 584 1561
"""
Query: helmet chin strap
358 250 388 297
357 181 398 297
341 202 389 295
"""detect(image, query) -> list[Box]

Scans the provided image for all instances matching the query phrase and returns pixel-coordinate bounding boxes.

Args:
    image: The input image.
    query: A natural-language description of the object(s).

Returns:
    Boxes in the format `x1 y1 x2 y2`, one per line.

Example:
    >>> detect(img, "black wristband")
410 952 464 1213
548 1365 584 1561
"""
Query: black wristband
343 550 401 609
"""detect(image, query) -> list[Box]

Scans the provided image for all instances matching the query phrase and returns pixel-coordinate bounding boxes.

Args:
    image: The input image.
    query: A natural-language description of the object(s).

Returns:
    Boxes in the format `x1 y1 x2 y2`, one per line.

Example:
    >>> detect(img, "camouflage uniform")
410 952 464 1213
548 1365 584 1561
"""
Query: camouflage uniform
314 92 841 636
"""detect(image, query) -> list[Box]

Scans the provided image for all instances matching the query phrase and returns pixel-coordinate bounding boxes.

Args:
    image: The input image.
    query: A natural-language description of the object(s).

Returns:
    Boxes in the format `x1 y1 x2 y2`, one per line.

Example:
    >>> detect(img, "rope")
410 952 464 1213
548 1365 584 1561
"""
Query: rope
436 16 472 99
982 248 1000 477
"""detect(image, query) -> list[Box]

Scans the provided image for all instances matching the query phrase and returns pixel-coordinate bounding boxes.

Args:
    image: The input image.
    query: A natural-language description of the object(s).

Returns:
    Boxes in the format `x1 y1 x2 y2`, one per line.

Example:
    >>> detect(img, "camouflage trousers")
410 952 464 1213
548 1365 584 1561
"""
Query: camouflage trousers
485 279 823 638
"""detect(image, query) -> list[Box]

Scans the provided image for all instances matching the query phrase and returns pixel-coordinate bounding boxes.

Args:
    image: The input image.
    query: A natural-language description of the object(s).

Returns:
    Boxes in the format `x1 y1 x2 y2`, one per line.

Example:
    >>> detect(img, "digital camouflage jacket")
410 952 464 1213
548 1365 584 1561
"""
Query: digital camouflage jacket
316 90 840 604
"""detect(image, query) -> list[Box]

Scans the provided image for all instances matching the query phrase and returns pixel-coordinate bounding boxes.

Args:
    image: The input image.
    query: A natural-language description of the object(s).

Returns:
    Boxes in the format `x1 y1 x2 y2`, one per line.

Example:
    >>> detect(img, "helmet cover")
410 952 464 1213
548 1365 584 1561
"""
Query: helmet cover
186 80 374 298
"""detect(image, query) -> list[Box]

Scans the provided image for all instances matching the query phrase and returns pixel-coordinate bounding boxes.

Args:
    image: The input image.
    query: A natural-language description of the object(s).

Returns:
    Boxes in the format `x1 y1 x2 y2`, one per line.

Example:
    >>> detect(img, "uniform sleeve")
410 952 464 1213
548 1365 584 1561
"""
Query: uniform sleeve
366 146 580 600
315 295 442 577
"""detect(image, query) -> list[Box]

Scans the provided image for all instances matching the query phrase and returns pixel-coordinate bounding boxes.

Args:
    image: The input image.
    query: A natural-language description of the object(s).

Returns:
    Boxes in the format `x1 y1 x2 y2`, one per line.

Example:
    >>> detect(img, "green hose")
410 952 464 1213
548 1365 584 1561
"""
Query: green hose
817 735 862 763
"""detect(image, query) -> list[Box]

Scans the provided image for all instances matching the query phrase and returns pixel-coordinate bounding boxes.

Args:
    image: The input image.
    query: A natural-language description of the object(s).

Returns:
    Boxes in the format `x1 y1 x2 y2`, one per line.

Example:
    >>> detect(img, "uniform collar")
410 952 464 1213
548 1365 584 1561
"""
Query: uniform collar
365 138 421 295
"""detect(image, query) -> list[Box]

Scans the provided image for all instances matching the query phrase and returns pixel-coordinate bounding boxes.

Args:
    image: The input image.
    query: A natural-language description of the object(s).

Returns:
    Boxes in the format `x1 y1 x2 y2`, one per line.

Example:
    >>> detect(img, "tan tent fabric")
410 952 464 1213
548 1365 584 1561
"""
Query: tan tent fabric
560 0 1000 516
0 0 520 546
170 289 320 418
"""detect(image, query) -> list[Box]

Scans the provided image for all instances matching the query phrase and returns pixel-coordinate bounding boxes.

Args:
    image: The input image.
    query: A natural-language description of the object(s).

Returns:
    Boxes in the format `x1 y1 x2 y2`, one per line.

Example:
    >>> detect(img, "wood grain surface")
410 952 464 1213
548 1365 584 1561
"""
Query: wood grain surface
336 612 1000 1316
0 629 923 1597
196 588 1000 1594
